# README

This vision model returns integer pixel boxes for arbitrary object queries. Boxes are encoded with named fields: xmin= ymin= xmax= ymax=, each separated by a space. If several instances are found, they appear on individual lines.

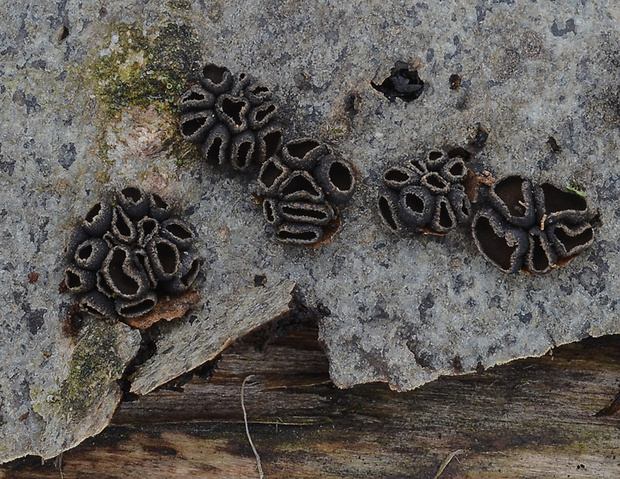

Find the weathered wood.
xmin=3 ymin=327 xmax=620 ymax=478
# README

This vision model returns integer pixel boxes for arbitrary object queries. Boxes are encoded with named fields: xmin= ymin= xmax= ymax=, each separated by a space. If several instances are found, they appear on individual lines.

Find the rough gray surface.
xmin=130 ymin=279 xmax=295 ymax=395
xmin=1 ymin=0 xmax=619 ymax=463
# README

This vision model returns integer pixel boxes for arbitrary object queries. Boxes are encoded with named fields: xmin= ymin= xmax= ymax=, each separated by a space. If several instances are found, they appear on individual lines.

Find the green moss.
xmin=78 ymin=21 xmax=203 ymax=170
xmin=90 ymin=22 xmax=201 ymax=114
xmin=58 ymin=325 xmax=126 ymax=420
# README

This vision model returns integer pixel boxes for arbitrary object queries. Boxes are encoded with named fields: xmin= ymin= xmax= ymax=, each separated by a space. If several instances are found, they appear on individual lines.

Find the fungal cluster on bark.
xmin=179 ymin=63 xmax=283 ymax=171
xmin=471 ymin=175 xmax=596 ymax=274
xmin=377 ymin=149 xmax=471 ymax=235
xmin=258 ymin=137 xmax=357 ymax=245
xmin=63 ymin=187 xmax=202 ymax=321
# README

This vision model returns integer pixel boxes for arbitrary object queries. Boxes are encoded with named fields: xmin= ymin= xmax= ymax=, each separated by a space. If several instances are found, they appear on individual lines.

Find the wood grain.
xmin=3 ymin=325 xmax=619 ymax=479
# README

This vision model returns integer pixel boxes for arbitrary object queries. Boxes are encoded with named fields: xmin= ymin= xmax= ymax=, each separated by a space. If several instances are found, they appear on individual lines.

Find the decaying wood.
xmin=2 ymin=328 xmax=619 ymax=479
xmin=129 ymin=279 xmax=296 ymax=395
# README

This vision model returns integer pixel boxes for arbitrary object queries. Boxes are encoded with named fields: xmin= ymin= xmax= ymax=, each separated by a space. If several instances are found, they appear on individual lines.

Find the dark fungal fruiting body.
xmin=314 ymin=155 xmax=356 ymax=205
xmin=377 ymin=148 xmax=472 ymax=235
xmin=472 ymin=175 xmax=597 ymax=274
xmin=259 ymin=138 xmax=357 ymax=246
xmin=62 ymin=188 xmax=202 ymax=324
xmin=371 ymin=61 xmax=425 ymax=102
xmin=179 ymin=63 xmax=283 ymax=172
xmin=258 ymin=157 xmax=289 ymax=196
xmin=471 ymin=207 xmax=528 ymax=274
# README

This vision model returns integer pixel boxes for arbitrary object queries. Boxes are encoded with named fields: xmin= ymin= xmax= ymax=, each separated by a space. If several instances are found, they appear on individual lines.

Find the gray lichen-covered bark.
xmin=1 ymin=0 xmax=619 ymax=463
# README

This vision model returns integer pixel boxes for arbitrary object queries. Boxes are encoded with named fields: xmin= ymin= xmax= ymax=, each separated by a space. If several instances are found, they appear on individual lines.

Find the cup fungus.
xmin=62 ymin=187 xmax=202 ymax=323
xmin=257 ymin=138 xmax=357 ymax=246
xmin=179 ymin=63 xmax=283 ymax=172
xmin=377 ymin=149 xmax=472 ymax=235
xmin=472 ymin=175 xmax=596 ymax=274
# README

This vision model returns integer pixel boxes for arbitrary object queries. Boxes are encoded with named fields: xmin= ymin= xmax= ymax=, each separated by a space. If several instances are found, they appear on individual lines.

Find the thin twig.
xmin=433 ymin=449 xmax=463 ymax=479
xmin=54 ymin=453 xmax=65 ymax=479
xmin=242 ymin=375 xmax=264 ymax=479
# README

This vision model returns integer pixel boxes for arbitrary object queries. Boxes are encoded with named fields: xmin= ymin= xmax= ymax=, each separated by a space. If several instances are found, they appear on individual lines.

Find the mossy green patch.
xmin=80 ymin=21 xmax=203 ymax=168
xmin=57 ymin=324 xmax=126 ymax=421
xmin=90 ymin=22 xmax=201 ymax=114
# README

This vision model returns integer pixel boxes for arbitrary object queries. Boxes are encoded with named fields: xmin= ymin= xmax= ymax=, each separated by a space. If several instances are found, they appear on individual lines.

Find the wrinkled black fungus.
xmin=180 ymin=63 xmax=282 ymax=172
xmin=160 ymin=251 xmax=202 ymax=295
xmin=262 ymin=198 xmax=283 ymax=226
xmin=110 ymin=206 xmax=138 ymax=245
xmin=147 ymin=238 xmax=181 ymax=281
xmin=382 ymin=165 xmax=419 ymax=190
xmin=148 ymin=193 xmax=172 ymax=222
xmin=74 ymin=238 xmax=109 ymax=271
xmin=473 ymin=175 xmax=596 ymax=274
xmin=79 ymin=291 xmax=117 ymax=319
xmin=279 ymin=201 xmax=334 ymax=226
xmin=281 ymin=138 xmax=327 ymax=171
xmin=64 ymin=264 xmax=97 ymax=294
xmin=117 ymin=187 xmax=150 ymax=220
xmin=259 ymin=138 xmax=356 ymax=246
xmin=275 ymin=222 xmax=324 ymax=245
xmin=472 ymin=207 xmax=528 ymax=274
xmin=63 ymin=187 xmax=202 ymax=321
xmin=258 ymin=157 xmax=290 ymax=196
xmin=488 ymin=175 xmax=535 ymax=229
xmin=377 ymin=148 xmax=471 ymax=235
xmin=115 ymin=292 xmax=159 ymax=318
xmin=398 ymin=185 xmax=435 ymax=229
xmin=371 ymin=61 xmax=424 ymax=102
xmin=83 ymin=202 xmax=112 ymax=236
xmin=179 ymin=85 xmax=216 ymax=113
xmin=179 ymin=110 xmax=217 ymax=144
xmin=377 ymin=187 xmax=406 ymax=234
xmin=279 ymin=170 xmax=325 ymax=203
xmin=314 ymin=155 xmax=356 ymax=204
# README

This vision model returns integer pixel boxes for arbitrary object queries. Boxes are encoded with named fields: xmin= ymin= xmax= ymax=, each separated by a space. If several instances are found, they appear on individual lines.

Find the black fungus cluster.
xmin=257 ymin=137 xmax=357 ymax=245
xmin=471 ymin=175 xmax=595 ymax=274
xmin=64 ymin=187 xmax=202 ymax=319
xmin=179 ymin=63 xmax=283 ymax=172
xmin=377 ymin=149 xmax=471 ymax=235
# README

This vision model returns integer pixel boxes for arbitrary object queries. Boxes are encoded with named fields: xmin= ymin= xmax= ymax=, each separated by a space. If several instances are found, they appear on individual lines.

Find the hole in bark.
xmin=371 ymin=61 xmax=424 ymax=102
